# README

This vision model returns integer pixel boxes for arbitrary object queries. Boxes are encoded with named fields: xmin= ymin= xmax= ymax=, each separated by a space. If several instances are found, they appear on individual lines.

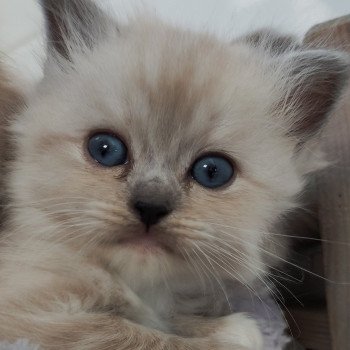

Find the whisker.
xmin=208 ymin=220 xmax=350 ymax=246
xmin=212 ymin=227 xmax=350 ymax=284
xmin=192 ymin=242 xmax=232 ymax=312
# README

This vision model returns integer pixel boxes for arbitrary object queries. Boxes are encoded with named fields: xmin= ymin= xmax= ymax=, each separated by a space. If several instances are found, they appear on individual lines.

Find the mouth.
xmin=120 ymin=235 xmax=159 ymax=245
xmin=118 ymin=230 xmax=177 ymax=255
xmin=118 ymin=235 xmax=166 ymax=253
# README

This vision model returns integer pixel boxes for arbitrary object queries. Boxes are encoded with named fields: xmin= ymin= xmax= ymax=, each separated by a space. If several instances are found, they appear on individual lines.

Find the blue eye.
xmin=88 ymin=133 xmax=127 ymax=167
xmin=191 ymin=155 xmax=234 ymax=189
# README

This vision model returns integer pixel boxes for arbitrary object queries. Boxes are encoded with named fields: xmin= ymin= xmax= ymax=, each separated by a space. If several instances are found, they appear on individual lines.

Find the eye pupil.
xmin=207 ymin=165 xmax=217 ymax=179
xmin=100 ymin=144 xmax=109 ymax=157
xmin=191 ymin=155 xmax=234 ymax=189
xmin=88 ymin=133 xmax=127 ymax=167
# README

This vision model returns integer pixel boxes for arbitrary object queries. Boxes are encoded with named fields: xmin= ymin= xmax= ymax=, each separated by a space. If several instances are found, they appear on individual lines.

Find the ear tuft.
xmin=40 ymin=0 xmax=111 ymax=60
xmin=239 ymin=28 xmax=299 ymax=55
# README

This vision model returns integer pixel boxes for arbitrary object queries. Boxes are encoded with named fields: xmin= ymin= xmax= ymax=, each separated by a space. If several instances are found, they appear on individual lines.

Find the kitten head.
xmin=8 ymin=0 xmax=349 ymax=291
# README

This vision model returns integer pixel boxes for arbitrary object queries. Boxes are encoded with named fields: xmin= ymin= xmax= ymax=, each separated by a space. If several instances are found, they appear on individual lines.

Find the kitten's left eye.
xmin=191 ymin=155 xmax=234 ymax=189
xmin=88 ymin=133 xmax=127 ymax=167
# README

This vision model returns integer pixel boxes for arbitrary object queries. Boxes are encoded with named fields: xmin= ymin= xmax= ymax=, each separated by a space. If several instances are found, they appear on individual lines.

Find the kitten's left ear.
xmin=240 ymin=29 xmax=349 ymax=138
xmin=277 ymin=49 xmax=349 ymax=139
xmin=40 ymin=0 xmax=113 ymax=60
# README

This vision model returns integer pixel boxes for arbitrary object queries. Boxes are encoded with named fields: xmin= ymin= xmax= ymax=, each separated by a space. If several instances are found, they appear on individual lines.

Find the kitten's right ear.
xmin=238 ymin=29 xmax=299 ymax=55
xmin=40 ymin=0 xmax=112 ymax=60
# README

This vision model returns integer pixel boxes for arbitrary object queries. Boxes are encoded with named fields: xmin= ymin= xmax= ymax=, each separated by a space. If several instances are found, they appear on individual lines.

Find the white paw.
xmin=212 ymin=313 xmax=263 ymax=350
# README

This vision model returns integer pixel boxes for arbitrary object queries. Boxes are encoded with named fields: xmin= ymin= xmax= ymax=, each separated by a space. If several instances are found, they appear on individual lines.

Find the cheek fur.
xmin=175 ymin=179 xmax=295 ymax=283
xmin=12 ymin=137 xmax=133 ymax=238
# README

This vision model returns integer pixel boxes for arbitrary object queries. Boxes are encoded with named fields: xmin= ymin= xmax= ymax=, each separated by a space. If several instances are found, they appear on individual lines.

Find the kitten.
xmin=0 ymin=1 xmax=348 ymax=349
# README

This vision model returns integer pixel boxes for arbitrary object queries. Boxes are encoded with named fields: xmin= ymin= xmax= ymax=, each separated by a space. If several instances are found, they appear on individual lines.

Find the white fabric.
xmin=0 ymin=340 xmax=39 ymax=350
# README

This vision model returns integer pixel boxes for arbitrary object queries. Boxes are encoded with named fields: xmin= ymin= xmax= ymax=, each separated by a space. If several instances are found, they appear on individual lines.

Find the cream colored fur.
xmin=0 ymin=1 xmax=348 ymax=349
xmin=0 ymin=62 xmax=24 ymax=224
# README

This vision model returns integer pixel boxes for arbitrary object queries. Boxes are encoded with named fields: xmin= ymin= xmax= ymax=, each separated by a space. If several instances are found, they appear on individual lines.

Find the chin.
xmin=107 ymin=242 xmax=188 ymax=290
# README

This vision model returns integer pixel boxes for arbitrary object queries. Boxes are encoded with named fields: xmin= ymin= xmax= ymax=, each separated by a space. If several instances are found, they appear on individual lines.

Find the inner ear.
xmin=279 ymin=49 xmax=349 ymax=138
xmin=40 ymin=0 xmax=112 ymax=60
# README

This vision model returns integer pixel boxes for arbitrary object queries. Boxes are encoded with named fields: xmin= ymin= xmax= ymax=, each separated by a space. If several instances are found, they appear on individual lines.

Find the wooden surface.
xmin=304 ymin=15 xmax=350 ymax=50
xmin=287 ymin=308 xmax=331 ymax=350
xmin=304 ymin=15 xmax=350 ymax=350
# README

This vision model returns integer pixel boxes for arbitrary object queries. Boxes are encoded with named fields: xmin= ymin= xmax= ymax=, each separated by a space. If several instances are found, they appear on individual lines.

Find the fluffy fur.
xmin=0 ymin=1 xmax=348 ymax=349
xmin=0 ymin=63 xmax=24 ymax=225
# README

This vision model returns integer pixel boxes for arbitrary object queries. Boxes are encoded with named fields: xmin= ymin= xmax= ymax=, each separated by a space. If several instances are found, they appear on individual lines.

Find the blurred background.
xmin=1 ymin=0 xmax=350 ymax=84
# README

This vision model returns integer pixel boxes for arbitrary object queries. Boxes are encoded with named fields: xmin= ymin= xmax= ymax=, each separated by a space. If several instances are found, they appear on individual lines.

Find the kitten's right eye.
xmin=88 ymin=133 xmax=127 ymax=167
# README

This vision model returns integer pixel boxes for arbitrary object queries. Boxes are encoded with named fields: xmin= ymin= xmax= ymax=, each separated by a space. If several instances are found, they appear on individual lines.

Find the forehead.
xmin=83 ymin=30 xmax=274 ymax=144
xmin=34 ymin=22 xmax=281 ymax=165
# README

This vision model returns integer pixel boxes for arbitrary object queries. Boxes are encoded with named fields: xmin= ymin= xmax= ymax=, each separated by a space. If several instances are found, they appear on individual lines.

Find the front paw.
xmin=211 ymin=313 xmax=263 ymax=350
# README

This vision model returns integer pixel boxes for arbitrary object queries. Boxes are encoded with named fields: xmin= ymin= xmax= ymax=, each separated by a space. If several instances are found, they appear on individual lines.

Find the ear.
xmin=238 ymin=28 xmax=299 ymax=55
xmin=278 ymin=49 xmax=349 ymax=138
xmin=40 ymin=0 xmax=113 ymax=60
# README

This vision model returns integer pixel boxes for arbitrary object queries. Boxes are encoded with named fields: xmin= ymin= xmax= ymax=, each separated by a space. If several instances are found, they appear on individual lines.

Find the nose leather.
xmin=133 ymin=201 xmax=171 ymax=229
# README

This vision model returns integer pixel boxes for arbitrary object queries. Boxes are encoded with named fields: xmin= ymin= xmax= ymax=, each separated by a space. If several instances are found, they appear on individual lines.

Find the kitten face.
xmin=8 ymin=2 xmax=349 ymax=292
